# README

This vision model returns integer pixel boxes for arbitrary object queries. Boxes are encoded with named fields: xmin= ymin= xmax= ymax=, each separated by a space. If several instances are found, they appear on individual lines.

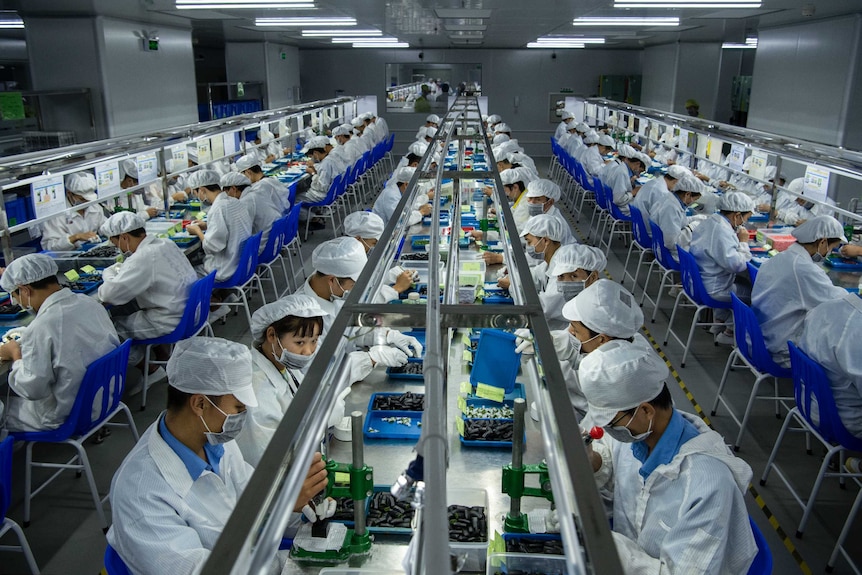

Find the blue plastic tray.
xmin=386 ymin=357 xmax=424 ymax=381
xmin=0 ymin=307 xmax=27 ymax=320
xmin=364 ymin=410 xmax=422 ymax=440
xmin=824 ymin=255 xmax=862 ymax=271
xmin=748 ymin=213 xmax=769 ymax=222
xmin=459 ymin=417 xmax=525 ymax=448
xmin=70 ymin=281 xmax=101 ymax=295
xmin=464 ymin=382 xmax=526 ymax=404
xmin=171 ymin=236 xmax=199 ymax=248
xmin=470 ymin=330 xmax=521 ymax=393
xmin=483 ymin=289 xmax=513 ymax=305
xmin=411 ymin=235 xmax=432 ymax=250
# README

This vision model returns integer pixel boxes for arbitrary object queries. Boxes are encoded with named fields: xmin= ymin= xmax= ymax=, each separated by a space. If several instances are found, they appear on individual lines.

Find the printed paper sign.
xmin=136 ymin=152 xmax=159 ymax=184
xmin=170 ymin=144 xmax=187 ymax=164
xmin=803 ymin=165 xmax=830 ymax=203
xmin=748 ymin=150 xmax=769 ymax=181
xmin=728 ymin=144 xmax=746 ymax=172
xmin=31 ymin=174 xmax=66 ymax=220
xmin=707 ymin=137 xmax=724 ymax=164
xmin=95 ymin=160 xmax=121 ymax=198
xmin=196 ymin=139 xmax=212 ymax=164
xmin=210 ymin=135 xmax=225 ymax=161
xmin=223 ymin=132 xmax=239 ymax=157
xmin=677 ymin=129 xmax=691 ymax=151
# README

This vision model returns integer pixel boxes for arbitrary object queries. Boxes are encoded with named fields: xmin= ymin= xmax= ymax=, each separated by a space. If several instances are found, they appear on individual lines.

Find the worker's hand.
xmin=102 ymin=262 xmax=122 ymax=282
xmin=301 ymin=497 xmax=336 ymax=524
xmin=482 ymin=251 xmax=504 ymax=265
xmin=172 ymin=191 xmax=187 ymax=202
xmin=264 ymin=154 xmax=277 ymax=164
xmin=418 ymin=204 xmax=433 ymax=216
xmin=425 ymin=188 xmax=435 ymax=199
xmin=145 ymin=207 xmax=159 ymax=218
xmin=483 ymin=185 xmax=494 ymax=197
xmin=840 ymin=244 xmax=862 ymax=258
xmin=186 ymin=224 xmax=204 ymax=238
xmin=756 ymin=203 xmax=771 ymax=213
xmin=736 ymin=226 xmax=749 ymax=242
xmin=293 ymin=452 xmax=328 ymax=513
xmin=694 ymin=172 xmax=710 ymax=182
xmin=386 ymin=331 xmax=424 ymax=358
xmin=631 ymin=186 xmax=640 ymax=196
xmin=648 ymin=151 xmax=656 ymax=158
xmin=469 ymin=230 xmax=484 ymax=240
xmin=368 ymin=345 xmax=409 ymax=367
xmin=0 ymin=340 xmax=22 ymax=362
xmin=71 ymin=231 xmax=99 ymax=244
xmin=497 ymin=276 xmax=511 ymax=290
xmin=514 ymin=328 xmax=534 ymax=354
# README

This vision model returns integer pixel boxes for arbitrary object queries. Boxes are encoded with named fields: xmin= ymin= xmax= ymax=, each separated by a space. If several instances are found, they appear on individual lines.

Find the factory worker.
xmin=342 ymin=211 xmax=414 ymax=302
xmin=327 ymin=128 xmax=355 ymax=170
xmin=555 ymin=110 xmax=576 ymax=141
xmin=372 ymin=166 xmax=432 ymax=226
xmin=492 ymin=133 xmax=510 ymax=145
xmin=498 ymin=214 xmax=567 ymax=292
xmin=557 ymin=122 xmax=578 ymax=151
xmin=605 ymin=145 xmax=647 ymax=216
xmin=684 ymin=98 xmax=702 ymax=117
xmin=0 ymin=254 xmax=119 ymax=432
xmin=564 ymin=122 xmax=589 ymax=156
xmin=349 ymin=117 xmax=372 ymax=152
xmin=165 ymin=158 xmax=193 ymax=203
xmin=651 ymin=133 xmax=678 ymax=165
xmin=119 ymin=159 xmax=161 ymax=220
xmin=580 ymin=341 xmax=757 ymax=575
xmin=650 ymin=175 xmax=703 ymax=257
xmin=504 ymin=150 xmax=538 ymax=176
xmin=494 ymin=123 xmax=512 ymax=137
xmin=630 ymin=165 xmax=691 ymax=234
xmin=106 ymin=337 xmax=329 ymax=575
xmin=524 ymin=179 xmax=576 ymax=245
xmin=486 ymin=114 xmax=502 ymax=137
xmin=774 ymin=177 xmax=817 ymax=225
xmin=185 ymin=170 xmax=253 ymax=284
xmin=235 ymin=153 xmax=291 ymax=214
xmin=297 ymin=237 xmax=422 ymax=357
xmin=40 ymin=172 xmax=108 ymax=252
xmin=473 ymin=167 xmax=536 ymax=243
xmin=425 ymin=114 xmax=440 ymax=128
xmin=542 ymin=244 xmax=607 ymax=329
xmin=799 ymin=294 xmax=862 ymax=440
xmin=689 ymin=192 xmax=754 ymax=345
xmin=220 ymin=171 xmax=280 ymax=256
xmin=752 ymin=216 xmax=848 ymax=368
xmin=97 ymin=212 xmax=196 ymax=366
xmin=493 ymin=139 xmax=524 ymax=161
xmin=332 ymin=124 xmax=364 ymax=167
xmin=322 ymin=137 xmax=349 ymax=175
xmin=751 ymin=166 xmax=783 ymax=212
xmin=371 ymin=111 xmax=390 ymax=141
xmin=581 ymin=131 xmax=611 ymax=177
xmin=297 ymin=135 xmax=340 ymax=204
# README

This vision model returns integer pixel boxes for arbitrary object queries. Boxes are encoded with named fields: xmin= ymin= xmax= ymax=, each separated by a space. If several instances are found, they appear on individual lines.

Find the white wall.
xmin=640 ymin=43 xmax=677 ymax=111
xmin=264 ymin=43 xmax=300 ymax=108
xmin=640 ymin=42 xmax=722 ymax=119
xmin=747 ymin=14 xmax=862 ymax=146
xmin=299 ymin=48 xmax=643 ymax=157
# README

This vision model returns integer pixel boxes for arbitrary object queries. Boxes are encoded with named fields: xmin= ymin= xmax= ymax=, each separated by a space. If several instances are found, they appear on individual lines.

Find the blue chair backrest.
xmin=746 ymin=261 xmax=759 ymax=284
xmin=629 ymin=205 xmax=651 ymax=247
xmin=385 ymin=133 xmax=395 ymax=154
xmin=259 ymin=215 xmax=289 ymax=266
xmin=788 ymin=341 xmax=862 ymax=451
xmin=104 ymin=543 xmax=133 ymax=575
xmin=283 ymin=204 xmax=302 ymax=245
xmin=215 ymin=232 xmax=262 ymax=288
xmin=746 ymin=517 xmax=773 ymax=575
xmin=360 ymin=152 xmax=373 ymax=175
xmin=648 ymin=221 xmax=680 ymax=272
xmin=0 ymin=436 xmax=12 ymax=520
xmin=605 ymin=185 xmax=631 ymax=221
xmin=676 ymin=245 xmax=731 ymax=309
xmin=732 ymin=294 xmax=792 ymax=378
xmin=13 ymin=340 xmax=133 ymax=441
xmin=325 ymin=174 xmax=343 ymax=203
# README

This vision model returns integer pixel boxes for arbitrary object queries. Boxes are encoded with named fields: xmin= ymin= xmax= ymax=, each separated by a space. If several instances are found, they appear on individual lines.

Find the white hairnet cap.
xmin=260 ymin=129 xmax=274 ymax=143
xmin=100 ymin=212 xmax=146 ymax=238
xmin=763 ymin=165 xmax=778 ymax=181
xmin=548 ymin=244 xmax=607 ymax=276
xmin=0 ymin=253 xmax=59 ymax=293
xmin=567 ymin=123 xmax=578 ymax=132
xmin=121 ymin=159 xmax=138 ymax=180
xmin=579 ymin=339 xmax=669 ymax=428
xmin=719 ymin=191 xmax=755 ymax=213
xmin=584 ymin=131 xmax=600 ymax=145
xmin=673 ymin=175 xmax=703 ymax=195
xmin=426 ymin=114 xmax=441 ymax=124
xmin=250 ymin=294 xmax=327 ymax=342
xmin=235 ymin=154 xmax=261 ymax=172
xmin=635 ymin=152 xmax=652 ymax=167
xmin=194 ymin=169 xmax=221 ymax=188
xmin=666 ymin=165 xmax=690 ymax=180
xmin=495 ymin=123 xmax=512 ymax=134
xmin=500 ymin=167 xmax=536 ymax=187
xmin=597 ymin=134 xmax=615 ymax=147
xmin=166 ymin=337 xmax=257 ymax=407
xmin=576 ymin=122 xmax=589 ymax=133
xmin=561 ymin=110 xmax=575 ymax=120
xmin=350 ymin=117 xmax=364 ymax=128
xmin=618 ymin=144 xmax=637 ymax=159
xmin=487 ymin=114 xmax=501 ymax=124
xmin=562 ymin=279 xmax=643 ymax=338
xmin=505 ymin=151 xmax=530 ymax=165
xmin=333 ymin=124 xmax=352 ymax=137
xmin=520 ymin=214 xmax=566 ymax=243
xmin=493 ymin=141 xmax=522 ymax=159
xmin=220 ymin=172 xmax=251 ymax=189
xmin=166 ymin=158 xmax=187 ymax=174
xmin=787 ymin=177 xmax=804 ymax=194
xmin=344 ymin=211 xmax=385 ymax=240
xmin=311 ymin=237 xmax=367 ymax=280
xmin=301 ymin=136 xmax=330 ymax=154
xmin=526 ymin=179 xmax=562 ymax=201
xmin=408 ymin=141 xmax=429 ymax=157
xmin=791 ymin=216 xmax=844 ymax=243
xmin=65 ymin=172 xmax=97 ymax=194
xmin=394 ymin=166 xmax=416 ymax=184
xmin=492 ymin=133 xmax=510 ymax=145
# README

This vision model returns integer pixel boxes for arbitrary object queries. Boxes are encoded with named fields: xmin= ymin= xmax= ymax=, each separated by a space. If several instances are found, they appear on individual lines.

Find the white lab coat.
xmin=582 ymin=146 xmax=606 ymax=177
xmin=372 ymin=182 xmax=424 ymax=226
xmin=538 ymin=255 xmax=567 ymax=331
xmin=603 ymin=160 xmax=634 ymax=215
xmin=799 ymin=293 xmax=862 ymax=438
xmin=201 ymin=192 xmax=253 ymax=282
xmin=375 ymin=118 xmax=390 ymax=141
xmin=592 ymin=411 xmax=757 ymax=575
xmin=106 ymin=418 xmax=288 ymax=575
xmin=98 ymin=236 xmax=198 ymax=341
xmin=564 ymin=134 xmax=584 ymax=158
xmin=554 ymin=122 xmax=570 ymax=141
xmin=630 ymin=176 xmax=671 ymax=235
xmin=343 ymin=138 xmax=366 ymax=166
xmin=301 ymin=154 xmax=340 ymax=203
xmin=752 ymin=242 xmax=848 ymax=367
xmin=250 ymin=177 xmax=292 ymax=214
xmin=651 ymin=194 xmax=688 ymax=256
xmin=689 ymin=213 xmax=751 ymax=297
xmin=40 ymin=205 xmax=108 ymax=252
xmin=239 ymin=187 xmax=282 ymax=255
xmin=652 ymin=146 xmax=677 ymax=165
xmin=6 ymin=289 xmax=119 ymax=431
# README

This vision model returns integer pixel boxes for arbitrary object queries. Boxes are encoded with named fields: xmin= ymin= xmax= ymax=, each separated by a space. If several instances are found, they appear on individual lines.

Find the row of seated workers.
xmin=0 ymin=105 xmax=856 ymax=574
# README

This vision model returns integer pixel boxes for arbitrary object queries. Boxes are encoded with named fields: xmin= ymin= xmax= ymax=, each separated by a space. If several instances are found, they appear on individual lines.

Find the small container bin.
xmin=500 ymin=533 xmax=565 ymax=556
xmin=385 ymin=357 xmax=424 ymax=381
xmin=67 ymin=280 xmax=102 ymax=295
xmin=364 ymin=392 xmax=424 ymax=440
xmin=448 ymin=487 xmax=491 ymax=573
xmin=410 ymin=235 xmax=431 ymax=250
xmin=459 ymin=417 xmax=524 ymax=448
xmin=486 ymin=552 xmax=568 ymax=575
xmin=824 ymin=254 xmax=862 ymax=271
xmin=471 ymin=330 xmax=521 ymax=393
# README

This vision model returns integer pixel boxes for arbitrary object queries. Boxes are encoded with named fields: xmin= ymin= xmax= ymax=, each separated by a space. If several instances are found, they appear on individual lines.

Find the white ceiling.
xmin=2 ymin=0 xmax=861 ymax=50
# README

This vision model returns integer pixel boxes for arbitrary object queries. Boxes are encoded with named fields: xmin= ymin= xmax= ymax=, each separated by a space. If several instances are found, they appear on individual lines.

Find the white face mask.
xmin=200 ymin=396 xmax=247 ymax=445
xmin=329 ymin=277 xmax=350 ymax=302
xmin=605 ymin=405 xmax=653 ymax=443
xmin=13 ymin=288 xmax=34 ymax=314
xmin=557 ymin=280 xmax=586 ymax=301
xmin=811 ymin=240 xmax=828 ymax=263
xmin=272 ymin=338 xmax=314 ymax=370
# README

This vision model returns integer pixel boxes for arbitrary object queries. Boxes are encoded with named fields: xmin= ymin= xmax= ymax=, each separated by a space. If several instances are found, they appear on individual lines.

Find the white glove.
xmin=514 ymin=328 xmax=534 ymax=354
xmin=496 ymin=266 xmax=508 ymax=279
xmin=301 ymin=497 xmax=337 ymax=523
xmin=386 ymin=330 xmax=424 ymax=358
xmin=369 ymin=345 xmax=409 ymax=367
xmin=527 ymin=508 xmax=560 ymax=534
xmin=551 ymin=330 xmax=577 ymax=361
xmin=102 ymin=262 xmax=122 ymax=281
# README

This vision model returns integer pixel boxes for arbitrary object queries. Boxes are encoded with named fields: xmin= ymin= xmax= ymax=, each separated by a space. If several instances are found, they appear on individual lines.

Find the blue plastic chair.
xmin=10 ymin=340 xmax=137 ymax=532
xmin=281 ymin=203 xmax=306 ymax=295
xmin=747 ymin=517 xmax=773 ymax=575
xmin=302 ymin=173 xmax=343 ymax=241
xmin=761 ymin=342 xmax=862 ymax=542
xmin=641 ymin=221 xmax=682 ymax=322
xmin=746 ymin=261 xmax=759 ymax=284
xmin=104 ymin=544 xmax=132 ymax=575
xmin=598 ymin=185 xmax=632 ymax=258
xmin=213 ymin=232 xmax=264 ymax=328
xmin=622 ymin=205 xmax=654 ymax=294
xmin=133 ymin=271 xmax=217 ymax=411
xmin=710 ymin=294 xmax=794 ymax=451
xmin=664 ymin=246 xmax=733 ymax=367
xmin=256 ymin=214 xmax=290 ymax=300
xmin=0 ymin=436 xmax=40 ymax=574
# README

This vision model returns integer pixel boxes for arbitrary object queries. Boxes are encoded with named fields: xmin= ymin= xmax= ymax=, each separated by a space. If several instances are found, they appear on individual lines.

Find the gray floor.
xmin=1 ymin=156 xmax=860 ymax=575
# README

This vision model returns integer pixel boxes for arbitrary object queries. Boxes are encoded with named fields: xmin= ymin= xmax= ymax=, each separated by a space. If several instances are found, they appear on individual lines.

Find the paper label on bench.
xmin=64 ymin=270 xmax=80 ymax=282
xmin=81 ymin=265 xmax=96 ymax=274
xmin=462 ymin=349 xmax=473 ymax=362
xmin=455 ymin=417 xmax=465 ymax=436
xmin=475 ymin=383 xmax=505 ymax=403
xmin=460 ymin=381 xmax=473 ymax=394
xmin=457 ymin=395 xmax=467 ymax=413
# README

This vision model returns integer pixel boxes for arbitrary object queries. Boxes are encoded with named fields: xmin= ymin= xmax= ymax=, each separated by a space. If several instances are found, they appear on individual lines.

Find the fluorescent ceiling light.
xmin=536 ymin=36 xmax=605 ymax=44
xmin=0 ymin=18 xmax=23 ymax=29
xmin=573 ymin=16 xmax=679 ymax=26
xmin=331 ymin=37 xmax=400 ymax=43
xmin=722 ymin=37 xmax=758 ymax=48
xmin=616 ymin=3 xmax=760 ymax=7
xmin=178 ymin=0 xmax=314 ymax=7
xmin=528 ymin=42 xmax=585 ymax=48
xmin=352 ymin=42 xmax=409 ymax=48
xmin=256 ymin=17 xmax=355 ymax=26
xmin=302 ymin=29 xmax=381 ymax=36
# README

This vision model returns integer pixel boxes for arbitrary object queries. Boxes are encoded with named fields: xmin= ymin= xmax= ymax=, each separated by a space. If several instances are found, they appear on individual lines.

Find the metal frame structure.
xmin=202 ymin=96 xmax=622 ymax=575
